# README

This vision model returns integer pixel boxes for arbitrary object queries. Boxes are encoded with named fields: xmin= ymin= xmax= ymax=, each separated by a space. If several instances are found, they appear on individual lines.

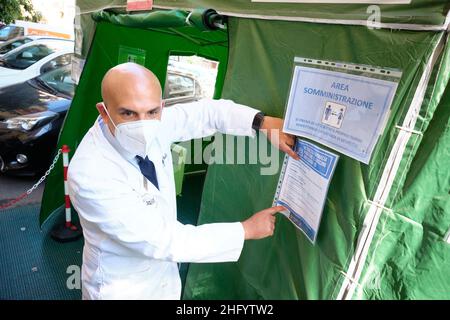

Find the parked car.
xmin=0 ymin=64 xmax=75 ymax=175
xmin=0 ymin=35 xmax=73 ymax=58
xmin=0 ymin=25 xmax=24 ymax=43
xmin=0 ymin=67 xmax=200 ymax=175
xmin=0 ymin=39 xmax=73 ymax=88
xmin=13 ymin=20 xmax=74 ymax=41
xmin=163 ymin=70 xmax=203 ymax=105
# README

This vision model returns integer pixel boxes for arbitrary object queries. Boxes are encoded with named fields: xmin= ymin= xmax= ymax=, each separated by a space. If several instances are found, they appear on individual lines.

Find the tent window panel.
xmin=164 ymin=55 xmax=219 ymax=106
xmin=167 ymin=73 xmax=196 ymax=98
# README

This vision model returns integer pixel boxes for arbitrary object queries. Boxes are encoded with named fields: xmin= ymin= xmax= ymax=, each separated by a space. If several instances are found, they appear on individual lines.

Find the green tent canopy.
xmin=40 ymin=1 xmax=450 ymax=299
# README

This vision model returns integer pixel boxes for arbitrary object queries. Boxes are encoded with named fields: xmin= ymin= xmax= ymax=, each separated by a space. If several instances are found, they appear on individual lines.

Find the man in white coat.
xmin=67 ymin=62 xmax=298 ymax=300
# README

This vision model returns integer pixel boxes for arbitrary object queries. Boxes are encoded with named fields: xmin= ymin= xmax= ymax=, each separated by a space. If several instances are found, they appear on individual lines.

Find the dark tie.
xmin=136 ymin=155 xmax=159 ymax=190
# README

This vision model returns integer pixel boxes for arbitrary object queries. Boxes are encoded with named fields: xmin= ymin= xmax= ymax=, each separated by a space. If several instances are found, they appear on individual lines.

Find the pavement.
xmin=0 ymin=175 xmax=45 ymax=210
xmin=0 ymin=174 xmax=82 ymax=300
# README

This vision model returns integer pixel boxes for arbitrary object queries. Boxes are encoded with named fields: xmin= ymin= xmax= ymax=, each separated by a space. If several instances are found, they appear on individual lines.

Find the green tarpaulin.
xmin=74 ymin=1 xmax=450 ymax=58
xmin=40 ymin=2 xmax=450 ymax=299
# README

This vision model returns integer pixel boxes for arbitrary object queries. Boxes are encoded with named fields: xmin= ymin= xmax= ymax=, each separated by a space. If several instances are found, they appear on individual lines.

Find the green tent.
xmin=40 ymin=1 xmax=450 ymax=299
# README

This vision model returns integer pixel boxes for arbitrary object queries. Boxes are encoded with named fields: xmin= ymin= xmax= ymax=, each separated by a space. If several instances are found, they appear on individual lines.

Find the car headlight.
xmin=1 ymin=111 xmax=58 ymax=131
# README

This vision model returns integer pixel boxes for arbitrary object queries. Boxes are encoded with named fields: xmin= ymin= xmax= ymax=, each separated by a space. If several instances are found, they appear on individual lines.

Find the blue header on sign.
xmin=296 ymin=140 xmax=337 ymax=179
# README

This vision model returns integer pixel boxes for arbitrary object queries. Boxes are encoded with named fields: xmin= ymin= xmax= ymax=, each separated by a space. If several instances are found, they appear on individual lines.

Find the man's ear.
xmin=161 ymin=100 xmax=166 ymax=109
xmin=96 ymin=102 xmax=108 ymax=123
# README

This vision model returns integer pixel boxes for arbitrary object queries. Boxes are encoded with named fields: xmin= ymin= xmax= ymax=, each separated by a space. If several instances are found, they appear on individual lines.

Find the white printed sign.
xmin=283 ymin=59 xmax=401 ymax=164
xmin=274 ymin=139 xmax=339 ymax=243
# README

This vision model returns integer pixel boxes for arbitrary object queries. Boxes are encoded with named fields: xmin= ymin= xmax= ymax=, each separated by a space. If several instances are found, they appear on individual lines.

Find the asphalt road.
xmin=0 ymin=175 xmax=45 ymax=210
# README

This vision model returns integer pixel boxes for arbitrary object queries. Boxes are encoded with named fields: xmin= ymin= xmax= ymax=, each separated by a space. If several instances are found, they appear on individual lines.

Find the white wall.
xmin=30 ymin=0 xmax=76 ymax=26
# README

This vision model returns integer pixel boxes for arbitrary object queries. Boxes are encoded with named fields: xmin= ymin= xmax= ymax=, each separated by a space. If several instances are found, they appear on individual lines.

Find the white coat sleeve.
xmin=68 ymin=171 xmax=245 ymax=263
xmin=161 ymin=98 xmax=260 ymax=144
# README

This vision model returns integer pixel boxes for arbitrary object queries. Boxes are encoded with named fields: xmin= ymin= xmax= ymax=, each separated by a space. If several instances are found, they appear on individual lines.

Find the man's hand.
xmin=260 ymin=116 xmax=300 ymax=160
xmin=241 ymin=205 xmax=285 ymax=240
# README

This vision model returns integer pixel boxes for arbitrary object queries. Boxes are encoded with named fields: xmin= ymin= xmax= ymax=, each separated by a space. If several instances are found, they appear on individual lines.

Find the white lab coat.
xmin=67 ymin=99 xmax=259 ymax=300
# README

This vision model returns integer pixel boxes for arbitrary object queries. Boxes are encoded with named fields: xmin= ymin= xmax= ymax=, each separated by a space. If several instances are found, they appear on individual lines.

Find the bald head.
xmin=101 ymin=62 xmax=162 ymax=107
xmin=96 ymin=63 xmax=164 ymax=135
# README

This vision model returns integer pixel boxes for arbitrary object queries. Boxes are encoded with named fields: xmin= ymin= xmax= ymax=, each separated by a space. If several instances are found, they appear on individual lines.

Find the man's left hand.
xmin=261 ymin=116 xmax=299 ymax=160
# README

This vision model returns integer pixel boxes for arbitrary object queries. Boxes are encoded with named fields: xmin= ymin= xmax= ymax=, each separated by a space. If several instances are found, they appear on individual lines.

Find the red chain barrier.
xmin=0 ymin=148 xmax=62 ymax=210
xmin=0 ymin=192 xmax=29 ymax=210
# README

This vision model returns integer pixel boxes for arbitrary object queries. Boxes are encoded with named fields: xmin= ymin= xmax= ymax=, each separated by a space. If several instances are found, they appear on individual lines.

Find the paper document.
xmin=274 ymin=139 xmax=339 ymax=243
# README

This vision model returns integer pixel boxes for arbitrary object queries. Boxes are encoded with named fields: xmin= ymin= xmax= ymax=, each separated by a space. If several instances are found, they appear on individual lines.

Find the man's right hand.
xmin=241 ymin=205 xmax=286 ymax=240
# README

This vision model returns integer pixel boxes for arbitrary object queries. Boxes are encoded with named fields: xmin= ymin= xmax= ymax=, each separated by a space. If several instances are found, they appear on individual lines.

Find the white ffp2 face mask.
xmin=102 ymin=102 xmax=161 ymax=157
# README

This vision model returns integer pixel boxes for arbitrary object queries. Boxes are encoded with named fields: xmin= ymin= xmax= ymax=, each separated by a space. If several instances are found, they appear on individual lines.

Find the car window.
xmin=1 ymin=42 xmax=67 ymax=70
xmin=38 ymin=65 xmax=75 ymax=97
xmin=165 ymin=73 xmax=195 ymax=99
xmin=163 ymin=55 xmax=216 ymax=106
xmin=0 ymin=38 xmax=32 ymax=54
xmin=0 ymin=26 xmax=23 ymax=41
xmin=40 ymin=54 xmax=72 ymax=74
xmin=11 ymin=26 xmax=24 ymax=38
xmin=0 ymin=26 xmax=13 ymax=40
